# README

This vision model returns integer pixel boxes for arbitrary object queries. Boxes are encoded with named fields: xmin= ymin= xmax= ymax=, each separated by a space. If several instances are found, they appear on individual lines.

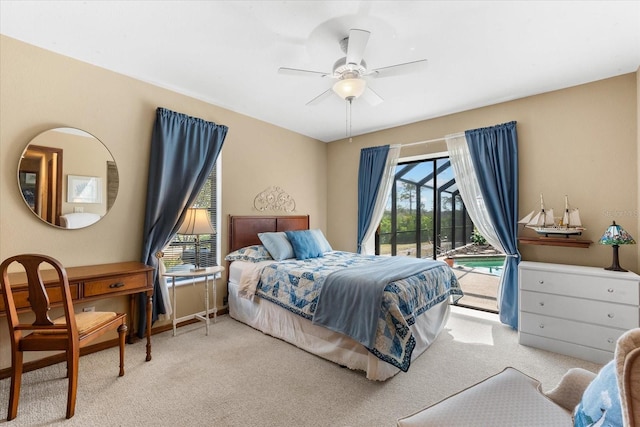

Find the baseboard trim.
xmin=0 ymin=308 xmax=227 ymax=380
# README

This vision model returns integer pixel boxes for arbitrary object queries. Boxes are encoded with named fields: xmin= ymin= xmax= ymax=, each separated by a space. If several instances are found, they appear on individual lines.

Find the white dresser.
xmin=518 ymin=261 xmax=640 ymax=364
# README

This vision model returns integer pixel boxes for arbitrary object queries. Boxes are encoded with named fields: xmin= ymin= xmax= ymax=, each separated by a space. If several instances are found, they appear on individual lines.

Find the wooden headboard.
xmin=228 ymin=215 xmax=310 ymax=253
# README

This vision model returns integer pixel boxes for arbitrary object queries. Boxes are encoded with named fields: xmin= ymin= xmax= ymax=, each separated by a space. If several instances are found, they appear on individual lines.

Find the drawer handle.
xmin=608 ymin=338 xmax=615 ymax=344
xmin=608 ymin=288 xmax=614 ymax=293
xmin=539 ymin=301 xmax=545 ymax=307
xmin=607 ymin=313 xmax=615 ymax=319
xmin=538 ymin=280 xmax=544 ymax=285
xmin=539 ymin=323 xmax=544 ymax=329
xmin=109 ymin=282 xmax=125 ymax=289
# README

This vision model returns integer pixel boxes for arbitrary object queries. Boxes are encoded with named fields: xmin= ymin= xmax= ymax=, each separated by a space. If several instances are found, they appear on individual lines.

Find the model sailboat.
xmin=519 ymin=194 xmax=585 ymax=237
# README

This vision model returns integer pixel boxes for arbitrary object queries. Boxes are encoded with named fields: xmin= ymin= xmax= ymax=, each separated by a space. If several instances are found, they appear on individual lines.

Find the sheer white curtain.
xmin=445 ymin=133 xmax=510 ymax=305
xmin=445 ymin=134 xmax=506 ymax=253
xmin=361 ymin=144 xmax=401 ymax=255
xmin=156 ymin=254 xmax=173 ymax=320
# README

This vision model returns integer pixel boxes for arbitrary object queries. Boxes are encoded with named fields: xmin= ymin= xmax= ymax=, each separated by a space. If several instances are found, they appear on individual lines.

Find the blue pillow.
xmin=258 ymin=232 xmax=294 ymax=261
xmin=285 ymin=230 xmax=324 ymax=260
xmin=224 ymin=245 xmax=273 ymax=263
xmin=574 ymin=360 xmax=622 ymax=427
xmin=309 ymin=229 xmax=333 ymax=253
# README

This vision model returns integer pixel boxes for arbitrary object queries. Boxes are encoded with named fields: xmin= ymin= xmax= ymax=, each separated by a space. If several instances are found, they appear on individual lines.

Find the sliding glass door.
xmin=377 ymin=156 xmax=474 ymax=259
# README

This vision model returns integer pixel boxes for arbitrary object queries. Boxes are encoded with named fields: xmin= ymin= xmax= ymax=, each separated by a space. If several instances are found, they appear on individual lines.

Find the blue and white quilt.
xmin=249 ymin=251 xmax=462 ymax=372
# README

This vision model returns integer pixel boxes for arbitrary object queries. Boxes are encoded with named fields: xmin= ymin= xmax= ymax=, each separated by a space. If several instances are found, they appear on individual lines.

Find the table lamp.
xmin=599 ymin=221 xmax=636 ymax=272
xmin=178 ymin=208 xmax=215 ymax=271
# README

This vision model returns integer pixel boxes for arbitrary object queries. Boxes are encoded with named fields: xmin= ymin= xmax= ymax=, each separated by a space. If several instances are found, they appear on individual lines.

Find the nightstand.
xmin=163 ymin=265 xmax=225 ymax=336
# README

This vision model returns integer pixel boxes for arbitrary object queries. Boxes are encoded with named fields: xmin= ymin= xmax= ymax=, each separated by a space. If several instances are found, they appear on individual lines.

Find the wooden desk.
xmin=0 ymin=261 xmax=154 ymax=361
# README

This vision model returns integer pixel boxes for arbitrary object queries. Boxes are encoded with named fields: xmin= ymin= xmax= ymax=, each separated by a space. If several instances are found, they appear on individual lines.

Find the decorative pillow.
xmin=574 ymin=360 xmax=623 ymax=427
xmin=285 ymin=230 xmax=324 ymax=260
xmin=309 ymin=229 xmax=333 ymax=253
xmin=258 ymin=232 xmax=295 ymax=261
xmin=224 ymin=245 xmax=273 ymax=263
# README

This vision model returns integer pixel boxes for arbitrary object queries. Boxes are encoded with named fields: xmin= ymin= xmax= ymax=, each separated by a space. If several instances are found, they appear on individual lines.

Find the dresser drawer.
xmin=0 ymin=284 xmax=79 ymax=312
xmin=520 ymin=290 xmax=639 ymax=329
xmin=520 ymin=269 xmax=639 ymax=304
xmin=519 ymin=333 xmax=614 ymax=364
xmin=83 ymin=272 xmax=150 ymax=297
xmin=520 ymin=312 xmax=622 ymax=353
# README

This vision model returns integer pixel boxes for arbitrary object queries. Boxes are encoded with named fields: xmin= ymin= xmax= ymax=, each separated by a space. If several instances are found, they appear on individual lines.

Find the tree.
xmin=398 ymin=182 xmax=415 ymax=211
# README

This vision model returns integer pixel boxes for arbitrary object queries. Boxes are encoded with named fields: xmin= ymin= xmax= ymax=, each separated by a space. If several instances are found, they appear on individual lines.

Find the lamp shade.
xmin=332 ymin=78 xmax=366 ymax=100
xmin=177 ymin=208 xmax=215 ymax=236
xmin=599 ymin=221 xmax=636 ymax=246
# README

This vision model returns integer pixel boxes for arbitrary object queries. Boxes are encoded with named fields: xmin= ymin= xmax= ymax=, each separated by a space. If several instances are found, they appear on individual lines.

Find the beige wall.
xmin=328 ymin=73 xmax=638 ymax=272
xmin=0 ymin=35 xmax=327 ymax=368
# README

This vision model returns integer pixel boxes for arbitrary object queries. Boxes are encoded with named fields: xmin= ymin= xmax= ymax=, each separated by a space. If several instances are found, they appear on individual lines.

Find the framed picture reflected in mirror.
xmin=67 ymin=175 xmax=102 ymax=204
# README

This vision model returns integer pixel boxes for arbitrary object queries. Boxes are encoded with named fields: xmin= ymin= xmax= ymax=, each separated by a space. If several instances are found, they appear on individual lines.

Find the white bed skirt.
xmin=227 ymin=264 xmax=451 ymax=381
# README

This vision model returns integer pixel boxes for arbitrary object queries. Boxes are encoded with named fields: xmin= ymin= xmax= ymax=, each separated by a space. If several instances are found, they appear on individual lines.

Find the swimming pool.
xmin=453 ymin=256 xmax=505 ymax=275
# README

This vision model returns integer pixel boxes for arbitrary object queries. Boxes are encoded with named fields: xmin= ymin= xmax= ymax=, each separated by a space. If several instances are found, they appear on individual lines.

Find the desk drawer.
xmin=0 ymin=284 xmax=79 ymax=312
xmin=83 ymin=273 xmax=149 ymax=297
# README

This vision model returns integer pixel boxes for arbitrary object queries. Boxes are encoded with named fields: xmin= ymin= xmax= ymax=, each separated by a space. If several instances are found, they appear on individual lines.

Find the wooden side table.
xmin=162 ymin=266 xmax=224 ymax=336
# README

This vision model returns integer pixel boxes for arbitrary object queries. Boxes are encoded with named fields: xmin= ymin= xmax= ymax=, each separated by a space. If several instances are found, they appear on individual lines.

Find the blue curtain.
xmin=465 ymin=121 xmax=520 ymax=329
xmin=138 ymin=107 xmax=228 ymax=337
xmin=357 ymin=145 xmax=390 ymax=253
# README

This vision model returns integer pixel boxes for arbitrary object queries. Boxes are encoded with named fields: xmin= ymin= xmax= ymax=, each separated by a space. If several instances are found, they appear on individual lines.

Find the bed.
xmin=226 ymin=215 xmax=462 ymax=381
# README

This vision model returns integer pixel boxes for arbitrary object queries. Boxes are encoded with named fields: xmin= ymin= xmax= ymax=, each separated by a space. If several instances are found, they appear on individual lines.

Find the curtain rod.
xmin=399 ymin=132 xmax=465 ymax=148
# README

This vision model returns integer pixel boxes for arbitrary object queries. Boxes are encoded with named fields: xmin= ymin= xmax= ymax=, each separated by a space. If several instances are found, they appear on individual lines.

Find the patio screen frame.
xmin=376 ymin=156 xmax=474 ymax=259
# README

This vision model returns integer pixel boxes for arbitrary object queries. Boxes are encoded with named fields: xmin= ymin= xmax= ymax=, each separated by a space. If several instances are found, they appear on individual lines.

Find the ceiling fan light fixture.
xmin=332 ymin=78 xmax=366 ymax=100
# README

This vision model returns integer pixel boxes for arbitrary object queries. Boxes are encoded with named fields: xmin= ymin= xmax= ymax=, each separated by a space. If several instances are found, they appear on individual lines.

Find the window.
xmin=162 ymin=161 xmax=220 ymax=273
xmin=377 ymin=156 xmax=474 ymax=258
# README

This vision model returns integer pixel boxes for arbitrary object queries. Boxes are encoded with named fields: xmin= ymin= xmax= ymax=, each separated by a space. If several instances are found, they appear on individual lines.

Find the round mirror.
xmin=18 ymin=127 xmax=119 ymax=229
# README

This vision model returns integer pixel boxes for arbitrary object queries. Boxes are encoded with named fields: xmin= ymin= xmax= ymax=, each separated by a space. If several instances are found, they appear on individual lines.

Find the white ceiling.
xmin=1 ymin=1 xmax=639 ymax=142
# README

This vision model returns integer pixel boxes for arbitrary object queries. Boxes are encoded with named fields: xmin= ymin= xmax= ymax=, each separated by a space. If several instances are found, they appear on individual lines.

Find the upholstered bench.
xmin=397 ymin=328 xmax=640 ymax=426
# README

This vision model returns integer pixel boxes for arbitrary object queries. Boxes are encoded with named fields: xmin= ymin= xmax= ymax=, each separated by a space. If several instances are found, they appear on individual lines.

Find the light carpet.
xmin=0 ymin=307 xmax=601 ymax=426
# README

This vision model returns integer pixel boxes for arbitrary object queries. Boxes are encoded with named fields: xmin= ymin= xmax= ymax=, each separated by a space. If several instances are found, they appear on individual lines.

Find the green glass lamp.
xmin=599 ymin=221 xmax=636 ymax=272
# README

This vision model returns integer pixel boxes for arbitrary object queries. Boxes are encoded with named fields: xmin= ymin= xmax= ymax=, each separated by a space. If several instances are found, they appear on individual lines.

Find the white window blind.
xmin=163 ymin=163 xmax=219 ymax=272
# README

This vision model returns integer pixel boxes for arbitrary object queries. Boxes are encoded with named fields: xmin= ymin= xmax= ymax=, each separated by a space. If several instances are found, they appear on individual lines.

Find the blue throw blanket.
xmin=312 ymin=256 xmax=444 ymax=349
xmin=254 ymin=251 xmax=462 ymax=371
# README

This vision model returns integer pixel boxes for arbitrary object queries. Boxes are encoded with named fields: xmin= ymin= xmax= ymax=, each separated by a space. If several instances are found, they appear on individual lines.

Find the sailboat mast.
xmin=539 ymin=193 xmax=554 ymax=227
xmin=562 ymin=195 xmax=570 ymax=227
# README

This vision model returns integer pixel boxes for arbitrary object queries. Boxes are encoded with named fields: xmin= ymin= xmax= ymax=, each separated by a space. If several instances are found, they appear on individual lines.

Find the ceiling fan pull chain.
xmin=346 ymin=99 xmax=349 ymax=139
xmin=349 ymin=99 xmax=353 ymax=142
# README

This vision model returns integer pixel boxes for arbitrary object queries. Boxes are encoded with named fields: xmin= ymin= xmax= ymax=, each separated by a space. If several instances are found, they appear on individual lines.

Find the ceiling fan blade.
xmin=306 ymin=88 xmax=334 ymax=106
xmin=346 ymin=29 xmax=370 ymax=67
xmin=278 ymin=67 xmax=331 ymax=78
xmin=367 ymin=59 xmax=428 ymax=78
xmin=361 ymin=86 xmax=383 ymax=106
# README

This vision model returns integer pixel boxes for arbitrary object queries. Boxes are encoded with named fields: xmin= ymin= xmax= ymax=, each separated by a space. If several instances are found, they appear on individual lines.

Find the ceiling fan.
xmin=278 ymin=28 xmax=428 ymax=107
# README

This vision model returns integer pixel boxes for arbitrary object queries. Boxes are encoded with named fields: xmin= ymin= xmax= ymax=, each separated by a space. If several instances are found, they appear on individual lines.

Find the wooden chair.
xmin=0 ymin=254 xmax=127 ymax=420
